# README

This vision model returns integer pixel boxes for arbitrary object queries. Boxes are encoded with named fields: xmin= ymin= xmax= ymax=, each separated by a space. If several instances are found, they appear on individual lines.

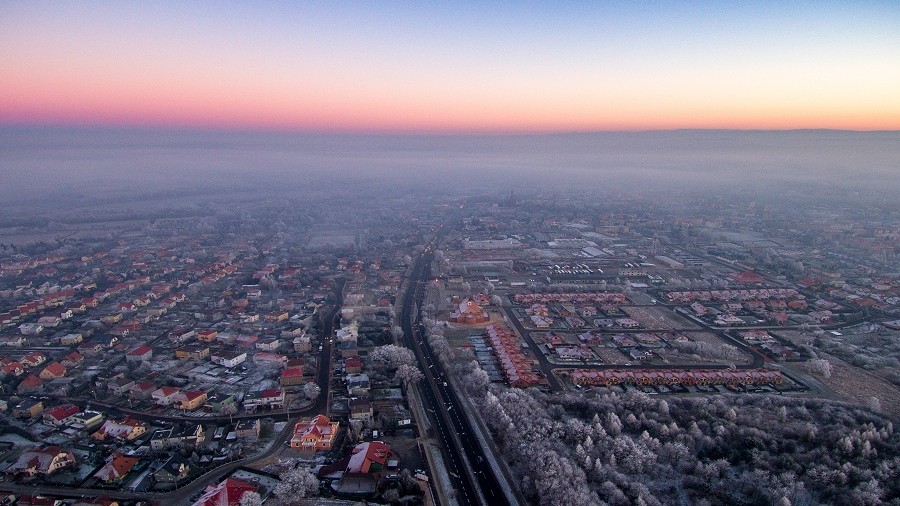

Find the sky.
xmin=1 ymin=1 xmax=899 ymax=132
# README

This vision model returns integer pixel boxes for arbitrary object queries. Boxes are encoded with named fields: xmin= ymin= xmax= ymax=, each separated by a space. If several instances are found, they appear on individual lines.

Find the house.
xmin=152 ymin=386 xmax=182 ymax=406
xmin=18 ymin=323 xmax=43 ymax=335
xmin=36 ymin=316 xmax=61 ymax=328
xmin=350 ymin=398 xmax=374 ymax=422
xmin=150 ymin=424 xmax=205 ymax=450
xmin=77 ymin=341 xmax=104 ymax=355
xmin=280 ymin=368 xmax=304 ymax=386
xmin=61 ymin=351 xmax=84 ymax=368
xmin=179 ymin=391 xmax=208 ymax=411
xmin=154 ymin=455 xmax=190 ymax=484
xmin=235 ymin=419 xmax=260 ymax=440
xmin=253 ymin=352 xmax=287 ymax=368
xmin=21 ymin=352 xmax=47 ymax=367
xmin=130 ymin=381 xmax=156 ymax=399
xmin=92 ymin=417 xmax=147 ymax=441
xmin=109 ymin=376 xmax=135 ymax=396
xmin=265 ymin=311 xmax=289 ymax=322
xmin=449 ymin=300 xmax=489 ymax=324
xmin=170 ymin=328 xmax=196 ymax=343
xmin=346 ymin=440 xmax=393 ymax=474
xmin=94 ymin=453 xmax=139 ymax=483
xmin=346 ymin=373 xmax=370 ymax=396
xmin=191 ymin=478 xmax=257 ymax=506
xmin=290 ymin=414 xmax=339 ymax=450
xmin=0 ymin=335 xmax=24 ymax=347
xmin=117 ymin=302 xmax=136 ymax=313
xmin=42 ymin=404 xmax=80 ymax=426
xmin=204 ymin=394 xmax=237 ymax=413
xmin=235 ymin=334 xmax=259 ymax=348
xmin=255 ymin=338 xmax=280 ymax=351
xmin=175 ymin=345 xmax=209 ymax=360
xmin=293 ymin=334 xmax=311 ymax=352
xmin=68 ymin=410 xmax=104 ymax=429
xmin=13 ymin=398 xmax=44 ymax=418
xmin=196 ymin=329 xmax=218 ymax=343
xmin=125 ymin=345 xmax=153 ymax=362
xmin=5 ymin=446 xmax=76 ymax=476
xmin=17 ymin=374 xmax=43 ymax=394
xmin=60 ymin=333 xmax=83 ymax=345
xmin=243 ymin=388 xmax=284 ymax=412
xmin=1 ymin=361 xmax=25 ymax=377
xmin=344 ymin=357 xmax=362 ymax=374
xmin=210 ymin=350 xmax=246 ymax=368
xmin=38 ymin=361 xmax=66 ymax=380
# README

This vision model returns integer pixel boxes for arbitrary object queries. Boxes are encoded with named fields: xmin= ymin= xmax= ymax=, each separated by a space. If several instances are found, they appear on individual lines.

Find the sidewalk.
xmin=450 ymin=377 xmax=523 ymax=506
xmin=408 ymin=385 xmax=458 ymax=506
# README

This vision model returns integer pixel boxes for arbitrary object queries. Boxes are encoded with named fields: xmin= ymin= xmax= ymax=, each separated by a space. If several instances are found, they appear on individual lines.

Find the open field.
xmin=623 ymin=306 xmax=700 ymax=330
xmin=815 ymin=354 xmax=900 ymax=420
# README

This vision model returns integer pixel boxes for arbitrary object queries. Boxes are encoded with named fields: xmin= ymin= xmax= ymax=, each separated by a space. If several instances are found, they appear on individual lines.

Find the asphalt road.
xmin=401 ymin=240 xmax=509 ymax=506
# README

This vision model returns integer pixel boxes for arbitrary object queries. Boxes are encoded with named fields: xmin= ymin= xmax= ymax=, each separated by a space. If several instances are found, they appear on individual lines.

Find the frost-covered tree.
xmin=238 ymin=491 xmax=262 ymax=506
xmin=303 ymin=382 xmax=321 ymax=400
xmin=807 ymin=358 xmax=832 ymax=378
xmin=394 ymin=364 xmax=424 ymax=387
xmin=370 ymin=344 xmax=416 ymax=371
xmin=274 ymin=465 xmax=319 ymax=501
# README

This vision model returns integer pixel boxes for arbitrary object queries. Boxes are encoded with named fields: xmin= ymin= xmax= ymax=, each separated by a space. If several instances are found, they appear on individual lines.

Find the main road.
xmin=400 ymin=238 xmax=511 ymax=506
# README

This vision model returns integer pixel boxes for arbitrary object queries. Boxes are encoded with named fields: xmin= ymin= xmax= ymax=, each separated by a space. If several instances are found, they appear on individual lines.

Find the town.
xmin=0 ymin=179 xmax=897 ymax=505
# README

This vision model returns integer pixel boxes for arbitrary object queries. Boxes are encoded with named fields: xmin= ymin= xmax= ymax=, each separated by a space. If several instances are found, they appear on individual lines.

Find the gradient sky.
xmin=1 ymin=1 xmax=899 ymax=132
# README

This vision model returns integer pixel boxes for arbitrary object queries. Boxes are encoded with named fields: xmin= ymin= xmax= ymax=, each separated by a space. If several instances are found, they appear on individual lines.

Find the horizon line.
xmin=2 ymin=121 xmax=899 ymax=137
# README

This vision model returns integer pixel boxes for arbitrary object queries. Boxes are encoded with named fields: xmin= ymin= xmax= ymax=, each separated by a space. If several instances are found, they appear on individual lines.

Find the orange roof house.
xmin=39 ymin=361 xmax=67 ymax=380
xmin=346 ymin=441 xmax=393 ymax=474
xmin=449 ymin=300 xmax=489 ymax=324
xmin=192 ymin=478 xmax=257 ymax=506
xmin=95 ymin=453 xmax=139 ymax=483
xmin=290 ymin=414 xmax=339 ymax=450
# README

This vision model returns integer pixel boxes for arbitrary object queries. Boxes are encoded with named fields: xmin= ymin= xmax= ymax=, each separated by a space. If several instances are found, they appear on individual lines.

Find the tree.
xmin=868 ymin=397 xmax=881 ymax=413
xmin=239 ymin=491 xmax=262 ymax=506
xmin=808 ymin=358 xmax=832 ymax=378
xmin=370 ymin=344 xmax=416 ymax=371
xmin=303 ymin=382 xmax=321 ymax=400
xmin=382 ymin=488 xmax=400 ymax=503
xmin=274 ymin=465 xmax=319 ymax=501
xmin=395 ymin=364 xmax=424 ymax=387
